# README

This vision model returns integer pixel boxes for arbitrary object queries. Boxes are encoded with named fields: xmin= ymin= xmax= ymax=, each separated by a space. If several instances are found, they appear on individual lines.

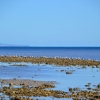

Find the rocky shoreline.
xmin=0 ymin=79 xmax=100 ymax=100
xmin=0 ymin=56 xmax=100 ymax=67
xmin=0 ymin=56 xmax=100 ymax=99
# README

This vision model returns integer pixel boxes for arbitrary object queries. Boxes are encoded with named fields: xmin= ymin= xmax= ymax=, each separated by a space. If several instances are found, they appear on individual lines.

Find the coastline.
xmin=0 ymin=56 xmax=100 ymax=99
xmin=0 ymin=56 xmax=100 ymax=67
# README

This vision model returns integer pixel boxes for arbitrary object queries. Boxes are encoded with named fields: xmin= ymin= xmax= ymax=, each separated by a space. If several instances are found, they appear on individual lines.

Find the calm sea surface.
xmin=0 ymin=47 xmax=100 ymax=60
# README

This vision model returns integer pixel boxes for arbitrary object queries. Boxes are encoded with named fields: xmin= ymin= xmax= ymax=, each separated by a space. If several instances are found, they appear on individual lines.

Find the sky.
xmin=0 ymin=0 xmax=100 ymax=47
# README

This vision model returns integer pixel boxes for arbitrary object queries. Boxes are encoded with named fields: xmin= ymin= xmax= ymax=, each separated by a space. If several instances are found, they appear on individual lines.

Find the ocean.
xmin=0 ymin=47 xmax=100 ymax=60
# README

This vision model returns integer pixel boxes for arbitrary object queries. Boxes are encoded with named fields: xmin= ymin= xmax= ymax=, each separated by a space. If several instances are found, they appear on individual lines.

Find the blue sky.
xmin=0 ymin=0 xmax=100 ymax=46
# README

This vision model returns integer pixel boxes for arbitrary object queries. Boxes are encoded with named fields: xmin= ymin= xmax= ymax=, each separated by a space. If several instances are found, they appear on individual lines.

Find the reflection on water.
xmin=0 ymin=62 xmax=100 ymax=99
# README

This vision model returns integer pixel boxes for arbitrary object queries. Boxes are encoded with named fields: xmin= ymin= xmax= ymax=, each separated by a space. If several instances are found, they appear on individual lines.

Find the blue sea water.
xmin=0 ymin=47 xmax=100 ymax=60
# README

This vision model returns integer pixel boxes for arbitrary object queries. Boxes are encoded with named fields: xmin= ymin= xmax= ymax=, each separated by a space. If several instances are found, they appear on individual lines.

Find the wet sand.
xmin=0 ymin=79 xmax=56 ymax=87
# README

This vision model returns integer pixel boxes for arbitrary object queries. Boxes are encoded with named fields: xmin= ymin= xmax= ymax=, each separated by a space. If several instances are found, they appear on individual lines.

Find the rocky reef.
xmin=0 ymin=56 xmax=100 ymax=67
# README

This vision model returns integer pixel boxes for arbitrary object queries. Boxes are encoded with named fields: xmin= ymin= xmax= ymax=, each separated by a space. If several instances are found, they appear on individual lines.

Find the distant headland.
xmin=0 ymin=43 xmax=30 ymax=47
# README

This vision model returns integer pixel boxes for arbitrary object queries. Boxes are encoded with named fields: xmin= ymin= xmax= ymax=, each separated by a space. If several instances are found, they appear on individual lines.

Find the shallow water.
xmin=0 ymin=62 xmax=100 ymax=99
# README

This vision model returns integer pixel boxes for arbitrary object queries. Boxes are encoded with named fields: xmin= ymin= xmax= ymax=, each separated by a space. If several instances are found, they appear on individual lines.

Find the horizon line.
xmin=0 ymin=46 xmax=100 ymax=47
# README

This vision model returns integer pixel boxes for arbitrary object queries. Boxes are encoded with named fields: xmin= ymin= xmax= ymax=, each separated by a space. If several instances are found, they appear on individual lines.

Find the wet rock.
xmin=66 ymin=71 xmax=73 ymax=74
